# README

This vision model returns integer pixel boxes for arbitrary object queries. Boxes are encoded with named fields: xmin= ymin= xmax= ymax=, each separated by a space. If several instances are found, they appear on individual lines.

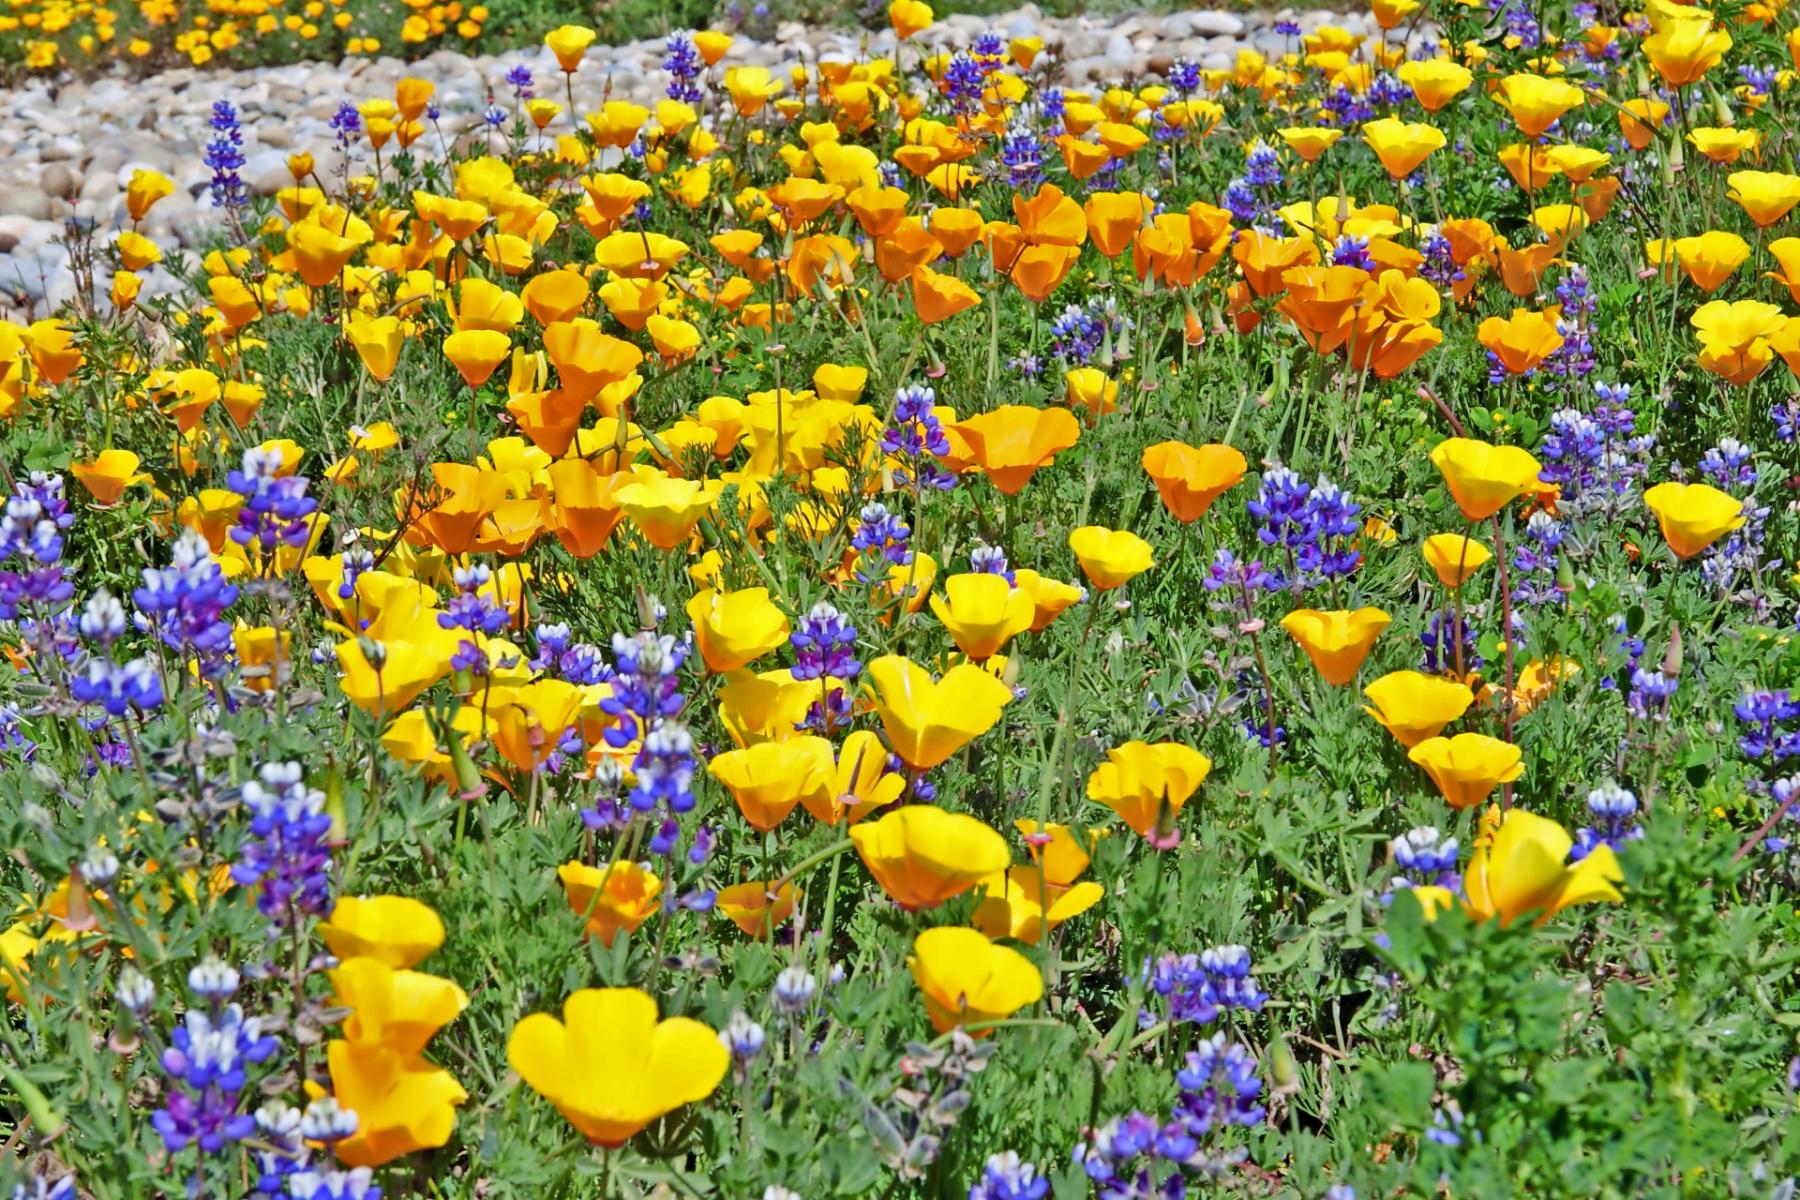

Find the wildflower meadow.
xmin=4 ymin=0 xmax=1800 ymax=1196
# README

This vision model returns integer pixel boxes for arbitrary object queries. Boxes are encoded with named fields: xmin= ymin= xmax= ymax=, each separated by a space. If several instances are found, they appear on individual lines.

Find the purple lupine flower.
xmin=1510 ymin=512 xmax=1565 ymax=606
xmin=205 ymin=101 xmax=247 ymax=209
xmin=791 ymin=600 xmax=859 ymax=734
xmin=591 ymin=618 xmax=700 ymax=853
xmin=1420 ymin=608 xmax=1480 ymax=676
xmin=227 ymin=447 xmax=318 ymax=555
xmin=1172 ymin=1035 xmax=1265 ymax=1134
xmin=69 ymin=656 xmax=164 ymax=716
xmin=1390 ymin=825 xmax=1460 ymax=892
xmin=505 ymin=64 xmax=535 ymax=99
xmin=152 ymin=958 xmax=279 ymax=1157
xmin=0 ymin=472 xmax=76 ymax=624
xmin=663 ymin=33 xmax=703 ymax=103
xmin=1331 ymin=235 xmax=1375 ymax=270
xmin=969 ymin=1152 xmax=1049 ymax=1200
xmin=133 ymin=529 xmax=238 ymax=677
xmin=1570 ymin=782 xmax=1643 ymax=861
xmin=231 ymin=762 xmax=333 ymax=928
xmin=329 ymin=101 xmax=362 ymax=149
xmin=1201 ymin=548 xmax=1274 ymax=593
xmin=1143 ymin=945 xmax=1268 ymax=1028
xmin=850 ymin=502 xmax=912 ymax=582
xmin=1000 ymin=124 xmax=1046 ymax=189
xmin=1736 ymin=689 xmax=1800 ymax=763
xmin=1419 ymin=229 xmax=1465 ymax=292
xmin=883 ymin=384 xmax=955 ymax=491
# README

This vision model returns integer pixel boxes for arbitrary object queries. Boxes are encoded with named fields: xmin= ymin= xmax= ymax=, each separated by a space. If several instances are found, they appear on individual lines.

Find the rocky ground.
xmin=0 ymin=4 xmax=1387 ymax=316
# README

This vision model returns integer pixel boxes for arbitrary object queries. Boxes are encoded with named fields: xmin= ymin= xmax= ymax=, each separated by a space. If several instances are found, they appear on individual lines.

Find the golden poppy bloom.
xmin=1671 ymin=230 xmax=1750 ymax=293
xmin=1395 ymin=59 xmax=1472 ymax=111
xmin=328 ymin=955 xmax=468 ymax=1057
xmin=930 ymin=573 xmax=1036 ymax=661
xmin=508 ymin=987 xmax=728 ymax=1146
xmin=1276 ymin=126 xmax=1344 ymax=163
xmin=973 ymin=823 xmax=1106 ymax=943
xmin=1642 ymin=481 xmax=1745 ymax=559
xmin=125 ymin=168 xmax=175 ymax=222
xmin=908 ymin=926 xmax=1043 ymax=1033
xmin=1420 ymin=533 xmax=1492 ymax=587
xmin=849 ymin=805 xmax=1010 ymax=910
xmin=321 ymin=895 xmax=446 ymax=969
xmin=716 ymin=881 xmax=800 ymax=937
xmin=1691 ymin=299 xmax=1787 ymax=386
xmin=1643 ymin=15 xmax=1731 ymax=87
xmin=1363 ymin=670 xmax=1475 ymax=747
xmin=442 ymin=329 xmax=511 ymax=388
xmin=1618 ymin=97 xmax=1670 ymax=150
xmin=1413 ymin=808 xmax=1622 ymax=927
xmin=1407 ymin=733 xmax=1524 ymax=810
xmin=1361 ymin=117 xmax=1446 ymax=179
xmin=345 ymin=314 xmax=404 ymax=382
xmin=1063 ymin=366 xmax=1119 ymax=420
xmin=1429 ymin=437 xmax=1543 ymax=521
xmin=1492 ymin=73 xmax=1585 ymax=140
xmin=687 ymin=587 xmax=791 ymax=673
xmin=70 ymin=449 xmax=143 ymax=506
xmin=558 ymin=860 xmax=661 ymax=946
xmin=1012 ymin=569 xmax=1084 ymax=632
xmin=1476 ymin=307 xmax=1564 ymax=376
xmin=1279 ymin=607 xmax=1392 ymax=686
xmin=1141 ymin=441 xmax=1247 ymax=523
xmin=864 ymin=654 xmax=1013 ymax=770
xmin=708 ymin=737 xmax=834 ymax=832
xmin=1086 ymin=740 xmax=1211 ymax=848
xmin=910 ymin=263 xmax=981 ymax=323
xmin=1726 ymin=170 xmax=1800 ymax=227
xmin=949 ymin=404 xmax=1081 ymax=495
xmin=545 ymin=24 xmax=596 ymax=70
xmin=322 ymin=1039 xmax=469 ymax=1167
xmin=888 ymin=0 xmax=933 ymax=38
xmin=1068 ymin=525 xmax=1154 ymax=590
xmin=614 ymin=474 xmax=722 ymax=550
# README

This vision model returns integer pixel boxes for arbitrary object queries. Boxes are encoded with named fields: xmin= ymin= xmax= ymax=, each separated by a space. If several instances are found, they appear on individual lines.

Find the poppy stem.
xmin=772 ymin=837 xmax=853 ymax=894
xmin=1491 ymin=512 xmax=1517 ymax=808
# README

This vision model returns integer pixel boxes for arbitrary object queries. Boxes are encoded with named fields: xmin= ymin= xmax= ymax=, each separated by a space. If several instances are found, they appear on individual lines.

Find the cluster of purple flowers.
xmin=1735 ymin=690 xmax=1800 ymax=765
xmin=205 ymin=101 xmax=247 ymax=209
xmin=1142 ymin=945 xmax=1268 ymax=1028
xmin=1222 ymin=142 xmax=1283 ymax=229
xmin=134 ymin=529 xmax=238 ymax=679
xmin=1510 ymin=512 xmax=1566 ymax=606
xmin=1540 ymin=267 xmax=1597 ymax=389
xmin=664 ymin=33 xmax=703 ymax=104
xmin=792 ymin=601 xmax=859 ymax=733
xmin=1419 ymin=608 xmax=1480 ymax=677
xmin=1321 ymin=82 xmax=1376 ymax=127
xmin=530 ymin=622 xmax=608 ymax=685
xmin=227 ymin=447 xmax=319 ymax=559
xmin=504 ymin=64 xmax=534 ymax=100
xmin=328 ymin=101 xmax=362 ymax=150
xmin=968 ymin=1152 xmax=1047 ymax=1200
xmin=1418 ymin=229 xmax=1465 ymax=293
xmin=1244 ymin=467 xmax=1360 ymax=591
xmin=1048 ymin=300 xmax=1131 ymax=366
xmin=592 ymin=618 xmax=698 ymax=854
xmin=231 ymin=762 xmax=333 ymax=929
xmin=1389 ymin=826 xmax=1460 ymax=892
xmin=1536 ymin=383 xmax=1651 ymax=512
xmin=1570 ymin=782 xmax=1643 ymax=861
xmin=850 ymin=501 xmax=913 ymax=583
xmin=883 ymin=385 xmax=955 ymax=491
xmin=1073 ymin=1036 xmax=1264 ymax=1196
xmin=152 ymin=958 xmax=280 ymax=1159
xmin=438 ymin=564 xmax=513 ymax=675
xmin=999 ymin=123 xmax=1047 ymax=189
xmin=0 ymin=472 xmax=75 ymax=624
